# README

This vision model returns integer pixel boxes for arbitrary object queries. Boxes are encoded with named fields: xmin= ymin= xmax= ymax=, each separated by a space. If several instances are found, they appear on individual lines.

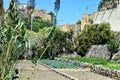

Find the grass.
xmin=103 ymin=65 xmax=120 ymax=70
xmin=63 ymin=57 xmax=120 ymax=70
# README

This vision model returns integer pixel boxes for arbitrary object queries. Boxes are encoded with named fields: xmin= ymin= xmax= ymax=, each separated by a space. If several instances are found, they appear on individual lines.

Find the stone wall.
xmin=56 ymin=58 xmax=120 ymax=79
xmin=112 ymin=51 xmax=120 ymax=62
xmin=93 ymin=4 xmax=120 ymax=31
xmin=32 ymin=9 xmax=51 ymax=21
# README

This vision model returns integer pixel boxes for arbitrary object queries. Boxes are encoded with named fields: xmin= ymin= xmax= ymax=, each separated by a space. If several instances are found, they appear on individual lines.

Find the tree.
xmin=76 ymin=20 xmax=81 ymax=24
xmin=48 ymin=11 xmax=56 ymax=26
xmin=66 ymin=40 xmax=74 ymax=53
xmin=43 ymin=28 xmax=66 ymax=59
xmin=65 ymin=29 xmax=74 ymax=54
xmin=76 ymin=23 xmax=114 ymax=57
xmin=25 ymin=17 xmax=53 ymax=32
xmin=36 ymin=28 xmax=75 ymax=59
xmin=108 ymin=39 xmax=119 ymax=60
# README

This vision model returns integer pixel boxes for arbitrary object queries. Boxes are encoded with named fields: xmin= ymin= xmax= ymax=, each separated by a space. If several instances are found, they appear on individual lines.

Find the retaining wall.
xmin=56 ymin=58 xmax=120 ymax=80
xmin=93 ymin=4 xmax=120 ymax=31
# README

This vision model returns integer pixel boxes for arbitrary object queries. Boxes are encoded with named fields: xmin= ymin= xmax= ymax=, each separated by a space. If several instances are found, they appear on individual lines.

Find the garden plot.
xmin=40 ymin=59 xmax=116 ymax=80
xmin=40 ymin=60 xmax=82 ymax=69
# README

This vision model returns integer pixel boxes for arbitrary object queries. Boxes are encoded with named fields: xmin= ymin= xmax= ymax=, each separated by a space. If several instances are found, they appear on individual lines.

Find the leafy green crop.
xmin=40 ymin=60 xmax=81 ymax=69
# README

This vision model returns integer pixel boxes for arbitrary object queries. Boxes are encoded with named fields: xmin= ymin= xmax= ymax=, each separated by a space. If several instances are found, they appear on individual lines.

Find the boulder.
xmin=117 ymin=46 xmax=120 ymax=51
xmin=112 ymin=51 xmax=120 ymax=62
xmin=86 ymin=45 xmax=111 ymax=59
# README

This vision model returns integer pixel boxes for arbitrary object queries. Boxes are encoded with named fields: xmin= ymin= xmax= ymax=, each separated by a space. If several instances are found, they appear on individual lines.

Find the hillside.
xmin=98 ymin=0 xmax=118 ymax=11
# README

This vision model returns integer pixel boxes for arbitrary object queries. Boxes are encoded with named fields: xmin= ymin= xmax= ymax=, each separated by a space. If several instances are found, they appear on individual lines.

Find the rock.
xmin=86 ymin=45 xmax=111 ymax=59
xmin=114 ymin=32 xmax=120 ymax=42
xmin=112 ymin=51 xmax=120 ymax=62
xmin=117 ymin=46 xmax=120 ymax=51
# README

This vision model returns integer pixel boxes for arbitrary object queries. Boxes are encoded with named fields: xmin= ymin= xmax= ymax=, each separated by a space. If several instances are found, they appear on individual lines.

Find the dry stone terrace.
xmin=15 ymin=60 xmax=116 ymax=80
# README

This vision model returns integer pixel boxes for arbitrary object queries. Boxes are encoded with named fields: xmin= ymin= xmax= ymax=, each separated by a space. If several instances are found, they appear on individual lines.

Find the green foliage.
xmin=108 ymin=39 xmax=119 ymax=53
xmin=32 ymin=27 xmax=75 ymax=59
xmin=25 ymin=26 xmax=75 ymax=60
xmin=41 ymin=28 xmax=67 ymax=59
xmin=103 ymin=65 xmax=120 ymax=70
xmin=76 ymin=23 xmax=114 ymax=57
xmin=66 ymin=29 xmax=74 ymax=39
xmin=76 ymin=20 xmax=81 ymax=24
xmin=98 ymin=0 xmax=112 ymax=11
xmin=0 ymin=1 xmax=26 ymax=79
xmin=48 ymin=11 xmax=56 ymax=26
xmin=66 ymin=57 xmax=108 ymax=65
xmin=41 ymin=59 xmax=81 ymax=68
xmin=25 ymin=17 xmax=53 ymax=32
xmin=108 ymin=39 xmax=119 ymax=60
xmin=66 ymin=40 xmax=74 ymax=53
xmin=25 ymin=27 xmax=57 ymax=61
xmin=65 ymin=57 xmax=120 ymax=70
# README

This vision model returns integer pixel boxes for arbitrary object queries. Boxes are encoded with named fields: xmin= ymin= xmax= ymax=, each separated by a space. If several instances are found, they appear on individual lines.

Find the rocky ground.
xmin=16 ymin=60 xmax=116 ymax=80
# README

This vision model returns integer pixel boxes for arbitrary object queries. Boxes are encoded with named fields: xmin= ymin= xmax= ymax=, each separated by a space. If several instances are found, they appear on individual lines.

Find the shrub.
xmin=108 ymin=39 xmax=119 ymax=53
xmin=66 ymin=40 xmax=74 ymax=53
xmin=108 ymin=39 xmax=119 ymax=59
xmin=76 ymin=23 xmax=114 ymax=57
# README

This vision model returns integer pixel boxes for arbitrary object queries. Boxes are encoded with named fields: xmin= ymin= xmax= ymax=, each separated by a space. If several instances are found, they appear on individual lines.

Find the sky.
xmin=3 ymin=0 xmax=102 ymax=26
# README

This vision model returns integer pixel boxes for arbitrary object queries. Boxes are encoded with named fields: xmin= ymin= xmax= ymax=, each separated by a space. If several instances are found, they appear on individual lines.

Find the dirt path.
xmin=16 ymin=60 xmax=116 ymax=80
xmin=16 ymin=60 xmax=70 ymax=80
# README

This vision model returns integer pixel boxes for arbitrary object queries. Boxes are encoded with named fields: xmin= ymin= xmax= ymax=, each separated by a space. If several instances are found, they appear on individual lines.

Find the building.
xmin=60 ymin=24 xmax=81 ymax=39
xmin=32 ymin=9 xmax=51 ymax=21
xmin=93 ymin=0 xmax=120 ymax=31
xmin=18 ymin=4 xmax=51 ymax=21
xmin=81 ymin=14 xmax=94 ymax=31
xmin=60 ymin=24 xmax=81 ymax=32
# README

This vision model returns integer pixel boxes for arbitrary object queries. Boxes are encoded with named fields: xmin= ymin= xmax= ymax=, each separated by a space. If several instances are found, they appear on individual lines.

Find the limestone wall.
xmin=93 ymin=4 xmax=120 ymax=31
xmin=56 ymin=58 xmax=120 ymax=79
xmin=32 ymin=9 xmax=51 ymax=21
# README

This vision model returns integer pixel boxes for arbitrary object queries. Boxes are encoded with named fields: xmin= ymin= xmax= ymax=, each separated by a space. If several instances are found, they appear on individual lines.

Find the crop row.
xmin=40 ymin=60 xmax=81 ymax=69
